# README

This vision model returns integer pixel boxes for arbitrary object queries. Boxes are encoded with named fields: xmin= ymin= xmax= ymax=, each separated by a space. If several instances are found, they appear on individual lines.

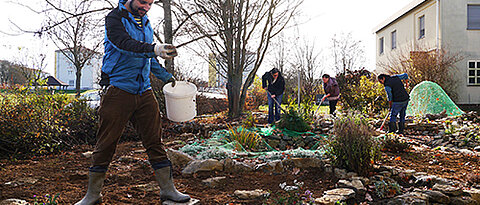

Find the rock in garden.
xmin=449 ymin=196 xmax=475 ymax=205
xmin=162 ymin=198 xmax=200 ymax=205
xmin=222 ymin=158 xmax=253 ymax=173
xmin=282 ymin=157 xmax=323 ymax=169
xmin=202 ymin=176 xmax=226 ymax=188
xmin=82 ymin=151 xmax=93 ymax=158
xmin=4 ymin=177 xmax=38 ymax=187
xmin=167 ymin=148 xmax=195 ymax=168
xmin=314 ymin=195 xmax=346 ymax=205
xmin=0 ymin=199 xmax=29 ymax=205
xmin=181 ymin=159 xmax=223 ymax=174
xmin=233 ymin=189 xmax=268 ymax=200
xmin=432 ymin=184 xmax=463 ymax=196
xmin=323 ymin=188 xmax=355 ymax=199
xmin=414 ymin=189 xmax=450 ymax=204
xmin=334 ymin=168 xmax=347 ymax=179
xmin=387 ymin=197 xmax=427 ymax=205
xmin=254 ymin=160 xmax=284 ymax=174
xmin=464 ymin=188 xmax=480 ymax=201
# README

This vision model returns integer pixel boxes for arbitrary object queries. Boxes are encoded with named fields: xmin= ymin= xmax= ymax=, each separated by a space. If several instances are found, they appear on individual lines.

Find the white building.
xmin=209 ymin=52 xmax=256 ymax=88
xmin=54 ymin=48 xmax=102 ymax=90
xmin=374 ymin=0 xmax=480 ymax=104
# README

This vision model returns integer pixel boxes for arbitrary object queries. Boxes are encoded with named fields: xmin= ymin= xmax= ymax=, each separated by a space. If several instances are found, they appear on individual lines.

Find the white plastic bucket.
xmin=163 ymin=81 xmax=197 ymax=122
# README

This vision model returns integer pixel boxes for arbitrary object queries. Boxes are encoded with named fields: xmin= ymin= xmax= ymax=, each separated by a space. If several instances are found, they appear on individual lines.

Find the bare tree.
xmin=377 ymin=44 xmax=463 ymax=100
xmin=12 ymin=45 xmax=49 ymax=88
xmin=5 ymin=0 xmax=112 ymax=96
xmin=281 ymin=38 xmax=323 ymax=106
xmin=175 ymin=0 xmax=303 ymax=117
xmin=331 ymin=32 xmax=366 ymax=75
xmin=269 ymin=32 xmax=289 ymax=73
xmin=38 ymin=0 xmax=106 ymax=96
xmin=0 ymin=60 xmax=27 ymax=86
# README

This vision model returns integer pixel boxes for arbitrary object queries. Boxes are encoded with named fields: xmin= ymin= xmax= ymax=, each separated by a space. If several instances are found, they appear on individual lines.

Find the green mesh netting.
xmin=406 ymin=81 xmax=463 ymax=117
xmin=179 ymin=126 xmax=326 ymax=161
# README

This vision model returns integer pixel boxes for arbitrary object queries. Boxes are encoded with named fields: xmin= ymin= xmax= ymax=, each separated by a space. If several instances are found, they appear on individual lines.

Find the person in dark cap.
xmin=262 ymin=68 xmax=285 ymax=124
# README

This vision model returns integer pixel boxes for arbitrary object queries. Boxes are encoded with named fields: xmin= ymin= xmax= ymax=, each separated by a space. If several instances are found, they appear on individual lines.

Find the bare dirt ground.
xmin=2 ymin=119 xmax=480 ymax=204
xmin=0 ymin=138 xmax=336 ymax=204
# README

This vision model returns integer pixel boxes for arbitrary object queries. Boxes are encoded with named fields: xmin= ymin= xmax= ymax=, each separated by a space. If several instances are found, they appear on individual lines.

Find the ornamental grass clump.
xmin=226 ymin=125 xmax=262 ymax=151
xmin=328 ymin=112 xmax=380 ymax=176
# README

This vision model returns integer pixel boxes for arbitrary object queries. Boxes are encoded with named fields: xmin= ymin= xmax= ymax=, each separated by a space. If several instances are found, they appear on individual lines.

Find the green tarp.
xmin=406 ymin=81 xmax=463 ymax=117
xmin=179 ymin=126 xmax=326 ymax=161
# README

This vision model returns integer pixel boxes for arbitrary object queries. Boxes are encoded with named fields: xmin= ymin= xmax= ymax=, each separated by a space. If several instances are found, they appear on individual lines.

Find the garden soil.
xmin=2 ymin=123 xmax=480 ymax=204
xmin=0 ymin=136 xmax=335 ymax=204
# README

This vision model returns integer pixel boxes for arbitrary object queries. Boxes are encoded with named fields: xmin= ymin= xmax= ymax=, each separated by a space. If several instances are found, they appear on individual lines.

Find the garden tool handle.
xmin=266 ymin=91 xmax=286 ymax=113
xmin=313 ymin=98 xmax=325 ymax=116
xmin=379 ymin=110 xmax=391 ymax=131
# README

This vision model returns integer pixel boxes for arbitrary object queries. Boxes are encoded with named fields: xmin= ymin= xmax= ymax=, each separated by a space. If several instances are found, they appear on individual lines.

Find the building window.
xmin=69 ymin=80 xmax=75 ymax=86
xmin=468 ymin=5 xmax=480 ymax=29
xmin=468 ymin=60 xmax=480 ymax=85
xmin=419 ymin=15 xmax=425 ymax=39
xmin=379 ymin=37 xmax=384 ymax=55
xmin=68 ymin=70 xmax=74 ymax=75
xmin=391 ymin=30 xmax=397 ymax=49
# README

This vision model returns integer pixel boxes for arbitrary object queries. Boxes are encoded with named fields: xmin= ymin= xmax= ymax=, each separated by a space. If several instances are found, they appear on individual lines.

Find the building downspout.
xmin=436 ymin=0 xmax=440 ymax=50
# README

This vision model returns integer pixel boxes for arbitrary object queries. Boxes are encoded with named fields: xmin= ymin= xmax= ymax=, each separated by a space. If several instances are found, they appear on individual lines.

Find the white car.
xmin=80 ymin=90 xmax=101 ymax=109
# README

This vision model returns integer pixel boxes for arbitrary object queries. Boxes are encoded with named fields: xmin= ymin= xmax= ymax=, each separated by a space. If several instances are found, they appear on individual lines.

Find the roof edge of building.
xmin=373 ymin=0 xmax=429 ymax=34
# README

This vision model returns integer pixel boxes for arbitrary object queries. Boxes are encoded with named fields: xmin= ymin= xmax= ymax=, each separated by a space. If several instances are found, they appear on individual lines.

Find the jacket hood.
xmin=327 ymin=77 xmax=338 ymax=86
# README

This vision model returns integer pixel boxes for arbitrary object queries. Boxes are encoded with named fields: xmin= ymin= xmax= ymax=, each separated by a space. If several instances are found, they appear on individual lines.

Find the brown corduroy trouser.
xmin=92 ymin=86 xmax=168 ymax=168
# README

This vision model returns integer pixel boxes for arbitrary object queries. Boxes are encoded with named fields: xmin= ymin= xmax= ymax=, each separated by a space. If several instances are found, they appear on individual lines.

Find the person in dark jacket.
xmin=321 ymin=74 xmax=340 ymax=116
xmin=378 ymin=73 xmax=410 ymax=134
xmin=262 ymin=68 xmax=285 ymax=124
xmin=75 ymin=0 xmax=190 ymax=204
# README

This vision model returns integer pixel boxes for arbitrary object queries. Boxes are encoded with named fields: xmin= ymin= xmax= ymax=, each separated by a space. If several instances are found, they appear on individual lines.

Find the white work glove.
xmin=154 ymin=44 xmax=178 ymax=59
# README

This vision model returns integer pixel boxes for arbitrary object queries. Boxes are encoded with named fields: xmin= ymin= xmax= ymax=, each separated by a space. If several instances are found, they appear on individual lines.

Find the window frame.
xmin=391 ymin=30 xmax=397 ymax=50
xmin=379 ymin=37 xmax=384 ymax=55
xmin=467 ymin=60 xmax=480 ymax=86
xmin=467 ymin=5 xmax=480 ymax=30
xmin=419 ymin=15 xmax=425 ymax=39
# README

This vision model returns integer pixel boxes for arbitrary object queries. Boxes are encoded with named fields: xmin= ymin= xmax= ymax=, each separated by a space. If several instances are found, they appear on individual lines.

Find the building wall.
xmin=376 ymin=0 xmax=438 ymax=71
xmin=55 ymin=50 xmax=101 ymax=90
xmin=441 ymin=0 xmax=480 ymax=104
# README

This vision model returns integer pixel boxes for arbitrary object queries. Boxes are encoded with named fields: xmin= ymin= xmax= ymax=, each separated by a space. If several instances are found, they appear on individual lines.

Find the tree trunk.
xmin=162 ymin=0 xmax=174 ymax=74
xmin=228 ymin=73 xmax=242 ymax=117
xmin=75 ymin=66 xmax=82 ymax=98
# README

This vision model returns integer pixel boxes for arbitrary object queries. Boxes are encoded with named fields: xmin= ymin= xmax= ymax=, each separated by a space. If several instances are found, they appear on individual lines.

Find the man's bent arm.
xmin=105 ymin=11 xmax=156 ymax=58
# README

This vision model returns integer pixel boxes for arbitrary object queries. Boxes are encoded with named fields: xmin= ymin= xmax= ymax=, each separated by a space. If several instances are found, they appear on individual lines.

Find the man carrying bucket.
xmin=75 ymin=0 xmax=190 ymax=204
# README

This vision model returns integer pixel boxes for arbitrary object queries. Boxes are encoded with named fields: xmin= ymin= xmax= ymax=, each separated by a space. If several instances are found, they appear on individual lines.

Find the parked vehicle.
xmin=80 ymin=90 xmax=101 ymax=109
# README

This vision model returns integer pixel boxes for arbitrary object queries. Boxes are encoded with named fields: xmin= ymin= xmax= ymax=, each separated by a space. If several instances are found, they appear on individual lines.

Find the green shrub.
xmin=327 ymin=112 xmax=380 ymax=176
xmin=336 ymin=69 xmax=387 ymax=115
xmin=245 ymin=76 xmax=267 ymax=110
xmin=277 ymin=107 xmax=311 ymax=132
xmin=0 ymin=88 xmax=97 ymax=159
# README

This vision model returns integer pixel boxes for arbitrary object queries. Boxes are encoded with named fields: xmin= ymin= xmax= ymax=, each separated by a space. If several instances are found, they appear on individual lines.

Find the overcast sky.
xmin=0 ymin=0 xmax=412 ymax=77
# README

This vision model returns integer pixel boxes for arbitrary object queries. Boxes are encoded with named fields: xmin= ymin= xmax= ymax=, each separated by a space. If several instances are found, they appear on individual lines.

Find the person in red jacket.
xmin=321 ymin=74 xmax=340 ymax=117
xmin=262 ymin=68 xmax=285 ymax=124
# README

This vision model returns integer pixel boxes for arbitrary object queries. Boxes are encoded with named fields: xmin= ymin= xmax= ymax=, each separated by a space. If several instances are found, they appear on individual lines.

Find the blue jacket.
xmin=101 ymin=0 xmax=172 ymax=94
